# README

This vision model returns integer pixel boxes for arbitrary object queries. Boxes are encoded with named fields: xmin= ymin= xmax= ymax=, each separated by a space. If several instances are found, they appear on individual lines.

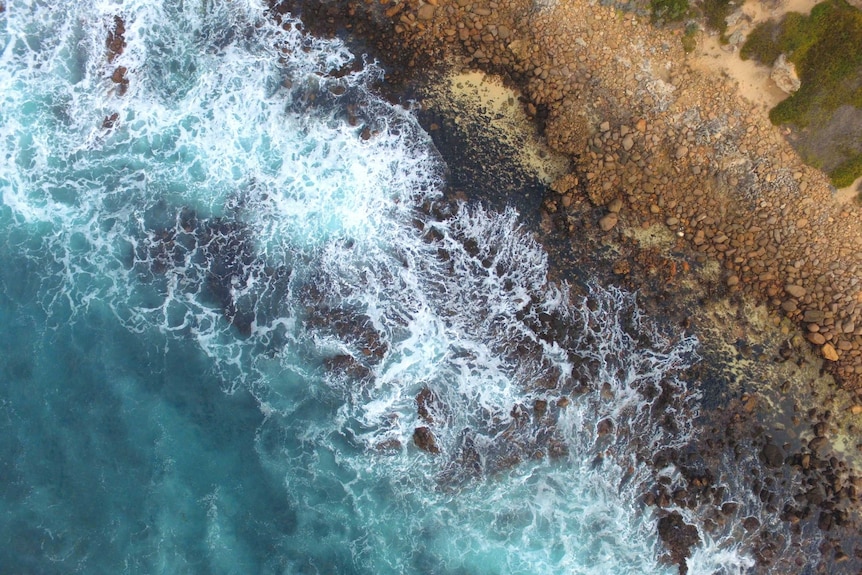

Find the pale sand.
xmin=835 ymin=175 xmax=862 ymax=203
xmin=689 ymin=0 xmax=818 ymax=110
xmin=688 ymin=0 xmax=860 ymax=199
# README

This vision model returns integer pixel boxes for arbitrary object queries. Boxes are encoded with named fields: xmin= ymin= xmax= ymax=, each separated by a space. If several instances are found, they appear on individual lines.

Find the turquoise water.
xmin=0 ymin=1 xmax=759 ymax=573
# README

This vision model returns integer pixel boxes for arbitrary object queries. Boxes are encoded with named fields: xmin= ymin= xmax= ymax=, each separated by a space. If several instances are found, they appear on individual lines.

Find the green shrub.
xmin=742 ymin=0 xmax=862 ymax=188
xmin=681 ymin=22 xmax=699 ymax=52
xmin=741 ymin=0 xmax=862 ymax=128
xmin=739 ymin=21 xmax=781 ymax=63
xmin=650 ymin=0 xmax=690 ymax=22
xmin=701 ymin=0 xmax=732 ymax=35
xmin=830 ymin=154 xmax=862 ymax=188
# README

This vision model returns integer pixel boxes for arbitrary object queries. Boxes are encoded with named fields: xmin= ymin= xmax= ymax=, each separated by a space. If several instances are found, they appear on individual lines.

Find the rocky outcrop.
xmin=657 ymin=512 xmax=699 ymax=574
xmin=413 ymin=426 xmax=440 ymax=453
xmin=770 ymin=54 xmax=801 ymax=94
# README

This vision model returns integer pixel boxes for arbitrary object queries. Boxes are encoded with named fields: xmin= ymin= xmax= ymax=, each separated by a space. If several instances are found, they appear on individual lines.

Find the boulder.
xmin=770 ymin=54 xmax=801 ymax=94
xmin=785 ymin=284 xmax=806 ymax=298
xmin=599 ymin=213 xmax=619 ymax=231
xmin=413 ymin=427 xmax=440 ymax=454
xmin=728 ymin=29 xmax=746 ymax=46
xmin=533 ymin=399 xmax=548 ymax=418
xmin=657 ymin=512 xmax=699 ymax=574
xmin=417 ymin=4 xmax=436 ymax=20
xmin=725 ymin=8 xmax=747 ymax=27
xmin=822 ymin=343 xmax=839 ymax=361
xmin=761 ymin=442 xmax=784 ymax=468
xmin=806 ymin=332 xmax=826 ymax=345
xmin=803 ymin=309 xmax=826 ymax=323
xmin=416 ymin=387 xmax=438 ymax=423
xmin=622 ymin=135 xmax=634 ymax=151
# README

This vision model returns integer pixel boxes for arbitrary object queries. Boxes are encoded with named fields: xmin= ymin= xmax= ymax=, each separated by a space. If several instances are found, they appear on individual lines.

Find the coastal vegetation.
xmin=740 ymin=0 xmax=862 ymax=187
xmin=650 ymin=0 xmax=690 ymax=22
xmin=700 ymin=0 xmax=733 ymax=38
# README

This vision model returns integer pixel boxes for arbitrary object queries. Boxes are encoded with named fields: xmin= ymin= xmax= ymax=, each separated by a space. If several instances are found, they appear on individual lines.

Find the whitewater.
xmin=0 ymin=1 xmax=777 ymax=573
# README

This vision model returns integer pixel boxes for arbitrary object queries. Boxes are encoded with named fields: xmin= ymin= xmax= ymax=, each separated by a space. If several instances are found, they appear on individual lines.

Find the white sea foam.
xmin=0 ymin=0 xmax=789 ymax=572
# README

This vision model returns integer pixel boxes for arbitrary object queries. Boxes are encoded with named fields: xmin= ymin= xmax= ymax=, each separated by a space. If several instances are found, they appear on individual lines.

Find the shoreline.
xmin=269 ymin=0 xmax=862 ymax=571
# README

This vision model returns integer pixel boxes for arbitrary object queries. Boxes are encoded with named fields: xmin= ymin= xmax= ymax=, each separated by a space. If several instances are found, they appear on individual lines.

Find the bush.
xmin=830 ymin=154 xmax=862 ymax=188
xmin=701 ymin=0 xmax=732 ymax=36
xmin=651 ymin=0 xmax=690 ymax=22
xmin=681 ymin=22 xmax=699 ymax=52
xmin=743 ymin=0 xmax=862 ymax=124
xmin=743 ymin=0 xmax=862 ymax=188
xmin=739 ymin=21 xmax=781 ymax=63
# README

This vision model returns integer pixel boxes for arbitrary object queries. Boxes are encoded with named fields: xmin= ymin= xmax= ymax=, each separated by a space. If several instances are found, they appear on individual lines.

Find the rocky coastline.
xmin=267 ymin=0 xmax=862 ymax=571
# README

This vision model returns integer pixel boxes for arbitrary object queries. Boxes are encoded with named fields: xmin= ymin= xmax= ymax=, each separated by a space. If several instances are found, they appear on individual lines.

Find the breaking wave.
xmin=0 ymin=1 xmax=783 ymax=572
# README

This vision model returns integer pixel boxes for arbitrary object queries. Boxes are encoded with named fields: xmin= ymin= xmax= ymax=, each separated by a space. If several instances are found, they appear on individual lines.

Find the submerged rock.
xmin=658 ymin=512 xmax=700 ymax=574
xmin=413 ymin=426 xmax=440 ymax=454
xmin=416 ymin=387 xmax=439 ymax=423
xmin=761 ymin=442 xmax=784 ymax=468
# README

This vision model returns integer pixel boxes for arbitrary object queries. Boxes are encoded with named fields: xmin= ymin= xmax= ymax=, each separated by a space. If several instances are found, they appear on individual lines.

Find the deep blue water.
xmin=0 ymin=1 xmax=760 ymax=573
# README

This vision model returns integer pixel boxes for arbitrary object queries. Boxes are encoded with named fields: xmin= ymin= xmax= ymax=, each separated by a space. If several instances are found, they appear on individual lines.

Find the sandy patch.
xmin=835 ymin=174 xmax=862 ymax=203
xmin=689 ymin=0 xmax=819 ymax=111
xmin=623 ymin=222 xmax=678 ymax=249
xmin=429 ymin=71 xmax=571 ymax=184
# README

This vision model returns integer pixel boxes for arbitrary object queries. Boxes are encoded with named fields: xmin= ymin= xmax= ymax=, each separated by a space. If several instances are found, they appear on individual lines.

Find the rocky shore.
xmin=267 ymin=0 xmax=862 ymax=571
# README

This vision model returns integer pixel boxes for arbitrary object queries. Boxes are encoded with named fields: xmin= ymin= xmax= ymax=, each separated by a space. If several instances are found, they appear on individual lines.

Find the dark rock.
xmin=809 ymin=436 xmax=829 ymax=455
xmin=325 ymin=355 xmax=371 ymax=380
xmin=510 ymin=403 xmax=529 ymax=425
xmin=814 ymin=422 xmax=827 ymax=438
xmin=720 ymin=502 xmax=738 ymax=515
xmin=806 ymin=484 xmax=827 ymax=506
xmin=596 ymin=418 xmax=614 ymax=435
xmin=761 ymin=442 xmax=784 ymax=468
xmin=413 ymin=426 xmax=440 ymax=454
xmin=678 ymin=447 xmax=713 ymax=486
xmin=374 ymin=438 xmax=402 ymax=454
xmin=742 ymin=516 xmax=761 ymax=531
xmin=657 ymin=512 xmax=699 ymax=574
xmin=102 ymin=112 xmax=119 ymax=130
xmin=440 ymin=430 xmax=482 ymax=485
xmin=817 ymin=510 xmax=833 ymax=531
xmin=533 ymin=399 xmax=548 ymax=419
xmin=106 ymin=16 xmax=126 ymax=62
xmin=111 ymin=66 xmax=129 ymax=94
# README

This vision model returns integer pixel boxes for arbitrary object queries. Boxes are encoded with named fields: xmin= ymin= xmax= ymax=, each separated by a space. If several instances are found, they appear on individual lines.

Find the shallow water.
xmin=0 ymin=1 xmax=760 ymax=573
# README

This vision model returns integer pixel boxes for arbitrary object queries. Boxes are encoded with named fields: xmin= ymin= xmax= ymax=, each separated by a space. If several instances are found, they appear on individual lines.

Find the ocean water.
xmin=0 ymin=1 xmax=764 ymax=573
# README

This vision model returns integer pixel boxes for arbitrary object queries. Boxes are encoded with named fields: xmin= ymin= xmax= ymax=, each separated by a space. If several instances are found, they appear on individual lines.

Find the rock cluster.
xmin=365 ymin=0 xmax=862 ymax=394
xmin=269 ymin=0 xmax=862 ymax=569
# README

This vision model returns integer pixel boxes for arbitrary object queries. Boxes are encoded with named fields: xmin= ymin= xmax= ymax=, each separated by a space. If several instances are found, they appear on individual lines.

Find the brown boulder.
xmin=599 ymin=213 xmax=619 ymax=231
xmin=806 ymin=332 xmax=826 ymax=345
xmin=417 ymin=4 xmax=436 ymax=20
xmin=413 ymin=427 xmax=440 ymax=454
xmin=761 ymin=442 xmax=784 ymax=468
xmin=657 ymin=512 xmax=699 ymax=574
xmin=416 ymin=387 xmax=438 ymax=423
xmin=785 ymin=284 xmax=806 ymax=298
